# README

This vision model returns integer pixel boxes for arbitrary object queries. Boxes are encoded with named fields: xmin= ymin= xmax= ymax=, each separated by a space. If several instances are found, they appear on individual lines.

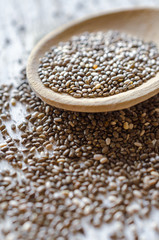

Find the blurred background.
xmin=0 ymin=0 xmax=159 ymax=84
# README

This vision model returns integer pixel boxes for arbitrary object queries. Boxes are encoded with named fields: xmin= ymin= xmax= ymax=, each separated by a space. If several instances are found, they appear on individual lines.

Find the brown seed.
xmin=100 ymin=157 xmax=108 ymax=164
xmin=46 ymin=144 xmax=53 ymax=150
xmin=93 ymin=154 xmax=104 ymax=161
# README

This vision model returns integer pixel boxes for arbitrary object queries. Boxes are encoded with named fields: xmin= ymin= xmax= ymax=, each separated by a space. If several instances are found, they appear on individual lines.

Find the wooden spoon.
xmin=27 ymin=8 xmax=159 ymax=112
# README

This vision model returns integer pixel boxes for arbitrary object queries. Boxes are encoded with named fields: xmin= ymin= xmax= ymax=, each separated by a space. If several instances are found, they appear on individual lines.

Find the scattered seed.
xmin=100 ymin=157 xmax=108 ymax=164
xmin=93 ymin=154 xmax=104 ymax=161
xmin=0 ymin=71 xmax=159 ymax=240
xmin=123 ymin=122 xmax=129 ymax=130
xmin=11 ymin=98 xmax=16 ymax=106
xmin=106 ymin=138 xmax=111 ymax=145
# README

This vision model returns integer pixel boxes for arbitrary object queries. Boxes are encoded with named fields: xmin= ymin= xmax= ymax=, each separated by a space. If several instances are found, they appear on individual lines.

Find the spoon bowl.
xmin=27 ymin=8 xmax=159 ymax=112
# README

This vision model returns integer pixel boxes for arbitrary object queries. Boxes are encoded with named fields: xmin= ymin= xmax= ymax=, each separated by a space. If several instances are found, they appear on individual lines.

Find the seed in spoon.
xmin=38 ymin=30 xmax=159 ymax=98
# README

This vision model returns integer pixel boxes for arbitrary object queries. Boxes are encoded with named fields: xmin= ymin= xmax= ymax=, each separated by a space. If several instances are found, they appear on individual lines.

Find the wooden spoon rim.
xmin=27 ymin=7 xmax=159 ymax=112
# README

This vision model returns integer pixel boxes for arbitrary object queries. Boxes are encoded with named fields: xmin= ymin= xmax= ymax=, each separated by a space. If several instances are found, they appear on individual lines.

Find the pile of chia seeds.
xmin=38 ymin=30 xmax=159 ymax=98
xmin=0 ymin=69 xmax=158 ymax=240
